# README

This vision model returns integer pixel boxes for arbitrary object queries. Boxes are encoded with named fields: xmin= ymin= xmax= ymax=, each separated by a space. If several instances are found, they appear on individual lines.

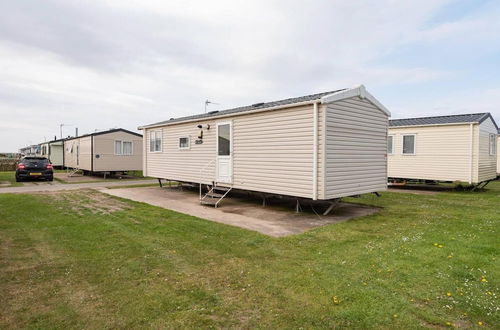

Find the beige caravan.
xmin=139 ymin=85 xmax=391 ymax=206
xmin=39 ymin=139 xmax=64 ymax=167
xmin=388 ymin=113 xmax=498 ymax=184
xmin=63 ymin=128 xmax=143 ymax=173
xmin=497 ymin=133 xmax=500 ymax=176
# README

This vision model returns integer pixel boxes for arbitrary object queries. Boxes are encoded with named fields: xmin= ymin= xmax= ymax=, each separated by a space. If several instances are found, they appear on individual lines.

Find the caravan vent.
xmin=169 ymin=118 xmax=175 ymax=120
xmin=208 ymin=110 xmax=219 ymax=114
xmin=252 ymin=102 xmax=265 ymax=108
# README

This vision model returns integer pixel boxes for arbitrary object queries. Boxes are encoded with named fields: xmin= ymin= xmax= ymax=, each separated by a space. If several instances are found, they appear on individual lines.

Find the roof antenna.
xmin=205 ymin=99 xmax=219 ymax=113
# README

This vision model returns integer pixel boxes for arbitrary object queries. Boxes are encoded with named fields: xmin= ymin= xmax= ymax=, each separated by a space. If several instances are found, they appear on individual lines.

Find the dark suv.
xmin=16 ymin=157 xmax=54 ymax=182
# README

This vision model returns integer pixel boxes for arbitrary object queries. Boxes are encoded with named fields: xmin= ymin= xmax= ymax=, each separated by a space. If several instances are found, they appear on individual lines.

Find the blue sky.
xmin=0 ymin=0 xmax=499 ymax=151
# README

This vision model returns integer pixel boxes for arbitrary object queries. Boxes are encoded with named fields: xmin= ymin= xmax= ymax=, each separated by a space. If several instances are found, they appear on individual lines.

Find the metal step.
xmin=205 ymin=192 xmax=224 ymax=198
xmin=212 ymin=185 xmax=231 ymax=191
xmin=200 ymin=200 xmax=217 ymax=205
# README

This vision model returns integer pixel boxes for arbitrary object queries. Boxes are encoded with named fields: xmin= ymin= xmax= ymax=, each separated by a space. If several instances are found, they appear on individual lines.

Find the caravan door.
xmin=216 ymin=122 xmax=233 ymax=184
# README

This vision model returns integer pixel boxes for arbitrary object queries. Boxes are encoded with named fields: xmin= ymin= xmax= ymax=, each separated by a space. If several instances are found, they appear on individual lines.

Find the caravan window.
xmin=115 ymin=141 xmax=122 ymax=155
xmin=490 ymin=134 xmax=497 ymax=155
xmin=179 ymin=137 xmax=190 ymax=150
xmin=149 ymin=130 xmax=162 ymax=152
xmin=123 ymin=141 xmax=133 ymax=155
xmin=218 ymin=124 xmax=231 ymax=156
xmin=402 ymin=134 xmax=416 ymax=155
xmin=115 ymin=140 xmax=133 ymax=155
xmin=387 ymin=136 xmax=394 ymax=154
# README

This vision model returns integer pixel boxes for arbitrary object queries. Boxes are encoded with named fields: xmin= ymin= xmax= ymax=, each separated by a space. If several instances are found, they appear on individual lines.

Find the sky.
xmin=1 ymin=0 xmax=499 ymax=151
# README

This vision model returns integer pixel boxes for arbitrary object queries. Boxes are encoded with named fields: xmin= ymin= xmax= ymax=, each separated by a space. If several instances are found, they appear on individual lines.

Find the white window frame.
xmin=401 ymin=134 xmax=416 ymax=155
xmin=387 ymin=135 xmax=394 ymax=155
xmin=115 ymin=140 xmax=133 ymax=156
xmin=489 ymin=133 xmax=497 ymax=156
xmin=122 ymin=141 xmax=133 ymax=155
xmin=178 ymin=136 xmax=191 ymax=150
xmin=149 ymin=130 xmax=162 ymax=153
xmin=115 ymin=140 xmax=123 ymax=155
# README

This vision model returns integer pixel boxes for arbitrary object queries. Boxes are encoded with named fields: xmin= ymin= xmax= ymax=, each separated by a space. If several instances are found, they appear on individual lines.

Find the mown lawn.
xmin=0 ymin=171 xmax=22 ymax=187
xmin=0 ymin=182 xmax=498 ymax=329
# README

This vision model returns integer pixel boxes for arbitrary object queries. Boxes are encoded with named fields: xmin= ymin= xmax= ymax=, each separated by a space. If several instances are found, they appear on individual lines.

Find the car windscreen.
xmin=23 ymin=158 xmax=49 ymax=166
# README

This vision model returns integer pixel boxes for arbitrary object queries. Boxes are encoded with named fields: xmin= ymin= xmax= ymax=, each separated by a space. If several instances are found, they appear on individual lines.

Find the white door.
xmin=216 ymin=122 xmax=233 ymax=183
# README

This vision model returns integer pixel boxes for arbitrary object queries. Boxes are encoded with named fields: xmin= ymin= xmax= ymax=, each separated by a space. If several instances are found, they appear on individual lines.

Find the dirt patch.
xmin=43 ymin=189 xmax=131 ymax=216
xmin=55 ymin=172 xmax=143 ymax=183
xmin=101 ymin=187 xmax=381 ymax=237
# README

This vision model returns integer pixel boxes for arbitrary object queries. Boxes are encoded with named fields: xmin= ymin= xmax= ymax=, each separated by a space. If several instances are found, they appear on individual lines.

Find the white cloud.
xmin=0 ymin=0 xmax=498 ymax=151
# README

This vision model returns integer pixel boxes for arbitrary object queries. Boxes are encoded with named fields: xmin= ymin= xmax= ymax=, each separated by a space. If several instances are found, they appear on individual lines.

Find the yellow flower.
xmin=447 ymin=255 xmax=453 ymax=258
xmin=481 ymin=277 xmax=488 ymax=283
xmin=393 ymin=314 xmax=398 ymax=318
xmin=446 ymin=321 xmax=452 ymax=326
xmin=438 ymin=245 xmax=444 ymax=248
xmin=433 ymin=243 xmax=438 ymax=246
xmin=332 ymin=296 xmax=341 ymax=304
xmin=446 ymin=292 xmax=452 ymax=297
xmin=478 ymin=321 xmax=483 ymax=326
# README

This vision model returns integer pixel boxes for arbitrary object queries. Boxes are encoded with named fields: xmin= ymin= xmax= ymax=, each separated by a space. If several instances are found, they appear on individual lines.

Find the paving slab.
xmin=100 ymin=186 xmax=380 ymax=237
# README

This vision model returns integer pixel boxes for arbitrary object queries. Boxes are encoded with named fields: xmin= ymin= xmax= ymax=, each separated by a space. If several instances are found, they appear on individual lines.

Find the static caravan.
xmin=63 ymin=128 xmax=143 ymax=174
xmin=497 ymin=132 xmax=500 ymax=176
xmin=19 ymin=145 xmax=39 ymax=156
xmin=388 ymin=113 xmax=498 ymax=185
xmin=139 ymin=85 xmax=391 ymax=207
xmin=39 ymin=139 xmax=65 ymax=167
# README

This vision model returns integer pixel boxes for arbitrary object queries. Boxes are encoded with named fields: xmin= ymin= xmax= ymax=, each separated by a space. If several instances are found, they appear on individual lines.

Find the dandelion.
xmin=332 ymin=296 xmax=341 ymax=304
xmin=478 ymin=321 xmax=483 ymax=326
xmin=446 ymin=321 xmax=452 ymax=326
xmin=481 ymin=277 xmax=488 ymax=283
xmin=363 ymin=282 xmax=367 ymax=286
xmin=446 ymin=292 xmax=452 ymax=297
xmin=438 ymin=245 xmax=444 ymax=248
xmin=393 ymin=314 xmax=398 ymax=318
xmin=447 ymin=255 xmax=453 ymax=258
xmin=434 ymin=243 xmax=438 ymax=246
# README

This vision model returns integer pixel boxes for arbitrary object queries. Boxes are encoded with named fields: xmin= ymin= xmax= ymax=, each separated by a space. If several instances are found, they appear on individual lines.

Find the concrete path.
xmin=0 ymin=179 xmax=157 ymax=194
xmin=101 ymin=186 xmax=380 ymax=237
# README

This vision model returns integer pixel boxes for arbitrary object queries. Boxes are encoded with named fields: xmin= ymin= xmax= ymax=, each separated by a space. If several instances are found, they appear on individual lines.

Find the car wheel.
xmin=15 ymin=175 xmax=22 ymax=182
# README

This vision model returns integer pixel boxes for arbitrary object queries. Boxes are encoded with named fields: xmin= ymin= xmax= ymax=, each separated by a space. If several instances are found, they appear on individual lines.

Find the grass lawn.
xmin=0 ymin=182 xmax=498 ymax=328
xmin=0 ymin=171 xmax=22 ymax=187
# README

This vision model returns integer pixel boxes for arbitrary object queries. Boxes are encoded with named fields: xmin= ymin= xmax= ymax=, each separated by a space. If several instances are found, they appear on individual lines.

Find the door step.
xmin=200 ymin=184 xmax=232 ymax=208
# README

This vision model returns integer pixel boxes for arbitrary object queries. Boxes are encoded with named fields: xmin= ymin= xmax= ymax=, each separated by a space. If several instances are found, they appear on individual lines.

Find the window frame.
xmin=178 ymin=136 xmax=191 ymax=150
xmin=401 ymin=134 xmax=416 ymax=155
xmin=489 ymin=133 xmax=497 ymax=156
xmin=115 ymin=140 xmax=134 ymax=155
xmin=387 ymin=135 xmax=394 ymax=155
xmin=149 ymin=130 xmax=162 ymax=153
xmin=115 ymin=140 xmax=123 ymax=155
xmin=122 ymin=141 xmax=133 ymax=155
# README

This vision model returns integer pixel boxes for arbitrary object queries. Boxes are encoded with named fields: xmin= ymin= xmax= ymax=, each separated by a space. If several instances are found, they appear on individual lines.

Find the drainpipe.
xmin=469 ymin=123 xmax=473 ymax=184
xmin=313 ymin=102 xmax=319 ymax=200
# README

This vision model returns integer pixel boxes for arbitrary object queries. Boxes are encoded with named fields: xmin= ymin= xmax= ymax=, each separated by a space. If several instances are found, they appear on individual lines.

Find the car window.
xmin=23 ymin=158 xmax=49 ymax=166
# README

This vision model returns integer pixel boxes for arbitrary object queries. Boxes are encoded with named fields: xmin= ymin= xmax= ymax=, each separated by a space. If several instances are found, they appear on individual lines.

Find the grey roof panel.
xmin=390 ymin=113 xmax=498 ymax=129
xmin=64 ymin=128 xmax=142 ymax=142
xmin=143 ymin=89 xmax=346 ymax=127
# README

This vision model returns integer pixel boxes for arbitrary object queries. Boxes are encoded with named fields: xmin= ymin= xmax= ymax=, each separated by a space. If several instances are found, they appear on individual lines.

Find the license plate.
xmin=30 ymin=172 xmax=42 ymax=176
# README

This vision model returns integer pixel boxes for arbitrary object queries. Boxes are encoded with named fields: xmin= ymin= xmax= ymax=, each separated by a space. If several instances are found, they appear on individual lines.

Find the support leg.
xmin=158 ymin=178 xmax=163 ymax=188
xmin=262 ymin=194 xmax=267 ymax=207
xmin=323 ymin=199 xmax=340 ymax=216
xmin=295 ymin=199 xmax=302 ymax=213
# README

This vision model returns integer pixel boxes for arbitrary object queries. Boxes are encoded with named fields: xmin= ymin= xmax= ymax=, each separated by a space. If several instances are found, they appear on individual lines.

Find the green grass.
xmin=0 ymin=182 xmax=498 ymax=329
xmin=0 ymin=171 xmax=22 ymax=187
